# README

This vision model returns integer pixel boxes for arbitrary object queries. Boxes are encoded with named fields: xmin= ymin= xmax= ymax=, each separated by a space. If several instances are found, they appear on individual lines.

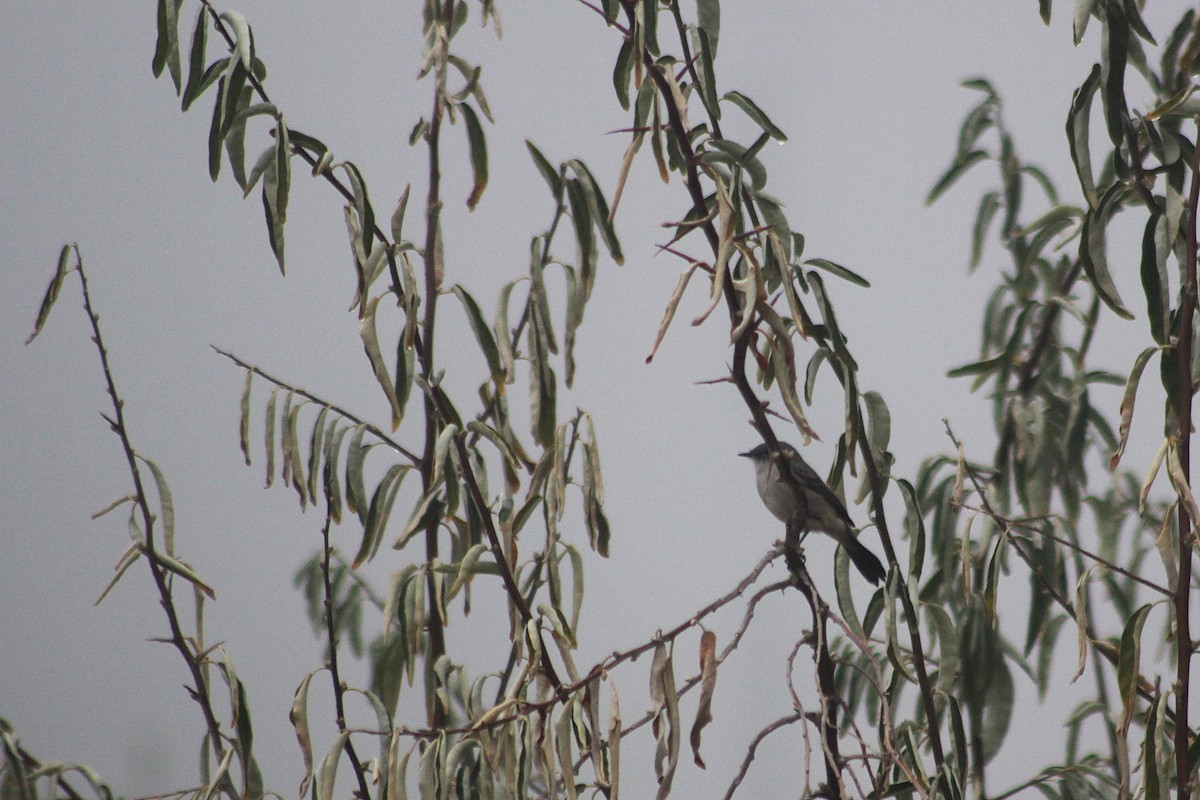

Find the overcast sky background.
xmin=1 ymin=2 xmax=1184 ymax=797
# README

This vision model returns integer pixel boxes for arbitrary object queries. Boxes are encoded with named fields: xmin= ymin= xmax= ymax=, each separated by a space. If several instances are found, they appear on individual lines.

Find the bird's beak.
xmin=738 ymin=451 xmax=753 ymax=458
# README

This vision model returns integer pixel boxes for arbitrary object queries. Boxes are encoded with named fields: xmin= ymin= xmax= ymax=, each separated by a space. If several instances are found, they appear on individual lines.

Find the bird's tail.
xmin=843 ymin=537 xmax=887 ymax=585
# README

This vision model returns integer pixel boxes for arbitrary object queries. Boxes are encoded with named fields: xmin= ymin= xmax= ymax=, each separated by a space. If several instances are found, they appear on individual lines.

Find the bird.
xmin=740 ymin=442 xmax=887 ymax=585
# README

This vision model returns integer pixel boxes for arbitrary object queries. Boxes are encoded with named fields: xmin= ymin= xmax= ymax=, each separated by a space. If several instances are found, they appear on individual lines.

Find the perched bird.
xmin=740 ymin=442 xmax=887 ymax=585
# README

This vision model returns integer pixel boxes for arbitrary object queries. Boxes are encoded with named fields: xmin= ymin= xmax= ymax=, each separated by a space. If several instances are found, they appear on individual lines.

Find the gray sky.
xmin=0 ymin=2 xmax=1176 ymax=797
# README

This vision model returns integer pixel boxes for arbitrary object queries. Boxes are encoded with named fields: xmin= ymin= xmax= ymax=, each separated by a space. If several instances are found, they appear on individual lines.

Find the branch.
xmin=75 ymin=252 xmax=238 ymax=798
xmin=211 ymin=346 xmax=420 ymax=465
xmin=1173 ymin=114 xmax=1200 ymax=800
xmin=319 ymin=508 xmax=371 ymax=800
xmin=720 ymin=712 xmax=805 ymax=800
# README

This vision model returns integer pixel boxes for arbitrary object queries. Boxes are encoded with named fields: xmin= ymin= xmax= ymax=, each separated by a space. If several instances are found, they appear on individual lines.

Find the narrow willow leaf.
xmin=926 ymin=150 xmax=989 ymax=205
xmin=152 ymin=0 xmax=183 ymax=91
xmin=208 ymin=76 xmax=226 ymax=181
xmin=804 ymin=257 xmax=870 ymax=288
xmin=1071 ymin=567 xmax=1094 ymax=682
xmin=361 ymin=295 xmax=404 ymax=429
xmin=345 ymin=424 xmax=369 ymax=520
xmin=834 ymin=549 xmax=865 ymax=641
xmin=722 ymin=90 xmax=786 ymax=141
xmin=697 ymin=0 xmax=720 ymax=57
xmin=263 ymin=388 xmax=278 ymax=488
xmin=219 ymin=11 xmax=252 ymax=71
xmin=239 ymin=369 xmax=252 ymax=466
xmin=459 ymin=102 xmax=488 ymax=210
xmin=26 ymin=244 xmax=75 ymax=344
xmin=694 ymin=28 xmax=720 ymax=123
xmin=1066 ymin=64 xmax=1101 ymax=208
xmin=260 ymin=156 xmax=286 ymax=274
xmin=689 ymin=630 xmax=718 ymax=769
xmin=314 ymin=730 xmax=351 ymax=800
xmin=1080 ymin=209 xmax=1132 ymax=319
xmin=137 ymin=455 xmax=176 ymax=557
xmin=525 ymin=140 xmax=563 ymax=202
xmin=646 ymin=261 xmax=700 ymax=364
xmin=394 ymin=489 xmax=440 ymax=551
xmin=1140 ymin=211 xmax=1169 ymax=345
xmin=356 ymin=464 xmax=408 ymax=568
xmin=339 ymin=162 xmax=376 ymax=259
xmin=1099 ymin=0 xmax=1129 ymax=146
xmin=452 ymin=285 xmax=503 ymax=384
xmin=980 ymin=659 xmax=1014 ymax=765
xmin=1117 ymin=603 xmax=1153 ymax=731
xmin=567 ymin=159 xmax=624 ymax=265
xmin=971 ymin=191 xmax=1001 ymax=271
xmin=182 ymin=7 xmax=208 ymax=110
xmin=306 ymin=406 xmax=329 ymax=504
xmin=566 ymin=178 xmax=598 ymax=300
xmin=323 ymin=424 xmax=349 ymax=524
xmin=947 ymin=354 xmax=1006 ymax=379
xmin=390 ymin=185 xmax=411 ymax=245
xmin=431 ymin=424 xmax=458 ymax=493
xmin=449 ymin=542 xmax=488 ymax=597
xmin=94 ymin=544 xmax=142 ymax=606
xmin=275 ymin=114 xmax=291 ymax=226
xmin=927 ymin=604 xmax=960 ymax=694
xmin=1109 ymin=347 xmax=1157 ymax=470
xmin=1167 ymin=443 xmax=1200 ymax=541
xmin=156 ymin=552 xmax=216 ymax=599
xmin=612 ymin=37 xmax=634 ymax=111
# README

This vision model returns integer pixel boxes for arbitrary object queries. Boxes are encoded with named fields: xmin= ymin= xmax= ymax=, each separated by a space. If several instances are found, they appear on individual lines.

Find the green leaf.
xmin=460 ymin=102 xmax=488 ymax=210
xmin=612 ymin=37 xmax=634 ymax=110
xmin=1079 ymin=205 xmax=1133 ymax=319
xmin=26 ymin=244 xmax=75 ymax=344
xmin=526 ymin=140 xmax=563 ymax=202
xmin=345 ymin=424 xmax=370 ymax=523
xmin=239 ymin=370 xmax=252 ymax=466
xmin=452 ymin=285 xmax=503 ymax=385
xmin=263 ymin=388 xmax=277 ymax=488
xmin=979 ymin=658 xmax=1014 ymax=765
xmin=567 ymin=159 xmax=624 ymax=265
xmin=137 ymin=455 xmax=176 ymax=557
xmin=803 ymin=257 xmax=870 ymax=288
xmin=1100 ymin=0 xmax=1129 ymax=146
xmin=926 ymin=150 xmax=988 ymax=205
xmin=970 ymin=191 xmax=1001 ymax=271
xmin=152 ymin=0 xmax=183 ymax=92
xmin=208 ymin=76 xmax=226 ymax=181
xmin=1140 ymin=210 xmax=1168 ymax=344
xmin=1117 ymin=603 xmax=1153 ymax=730
xmin=698 ymin=0 xmax=720 ymax=56
xmin=566 ymin=178 xmax=598 ymax=300
xmin=360 ymin=296 xmax=404 ymax=430
xmin=695 ymin=28 xmax=720 ymax=123
xmin=182 ymin=7 xmax=209 ymax=110
xmin=356 ymin=464 xmax=408 ymax=568
xmin=722 ymin=91 xmax=787 ymax=142
xmin=1066 ymin=64 xmax=1101 ymax=209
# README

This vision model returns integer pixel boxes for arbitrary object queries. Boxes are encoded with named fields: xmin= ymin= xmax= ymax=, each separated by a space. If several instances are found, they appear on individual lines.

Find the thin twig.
xmin=721 ymin=712 xmax=805 ymax=800
xmin=211 ymin=346 xmax=420 ymax=464
xmin=76 ymin=251 xmax=238 ymax=799
xmin=320 ymin=507 xmax=371 ymax=799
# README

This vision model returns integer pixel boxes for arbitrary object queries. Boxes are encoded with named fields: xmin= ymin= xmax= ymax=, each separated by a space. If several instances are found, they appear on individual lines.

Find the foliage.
xmin=7 ymin=1 xmax=1200 ymax=799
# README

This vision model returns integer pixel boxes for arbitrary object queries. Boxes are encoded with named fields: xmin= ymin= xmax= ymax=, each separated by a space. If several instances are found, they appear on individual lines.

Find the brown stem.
xmin=1174 ymin=119 xmax=1200 ymax=800
xmin=320 ymin=508 xmax=371 ymax=799
xmin=76 ymin=253 xmax=237 ymax=798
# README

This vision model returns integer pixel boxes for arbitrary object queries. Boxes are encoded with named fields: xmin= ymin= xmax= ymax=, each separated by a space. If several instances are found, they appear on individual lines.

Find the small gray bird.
xmin=740 ymin=442 xmax=886 ymax=585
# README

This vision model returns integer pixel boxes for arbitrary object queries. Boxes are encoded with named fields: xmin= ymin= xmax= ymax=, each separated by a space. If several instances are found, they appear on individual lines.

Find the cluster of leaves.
xmin=12 ymin=1 xmax=1200 ymax=799
xmin=911 ymin=4 xmax=1200 ymax=798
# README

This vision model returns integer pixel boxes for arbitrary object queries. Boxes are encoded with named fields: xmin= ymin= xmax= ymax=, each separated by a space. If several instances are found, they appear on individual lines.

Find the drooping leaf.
xmin=26 ymin=244 xmax=75 ymax=344
xmin=722 ymin=90 xmax=787 ymax=142
xmin=460 ymin=102 xmax=488 ymax=210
